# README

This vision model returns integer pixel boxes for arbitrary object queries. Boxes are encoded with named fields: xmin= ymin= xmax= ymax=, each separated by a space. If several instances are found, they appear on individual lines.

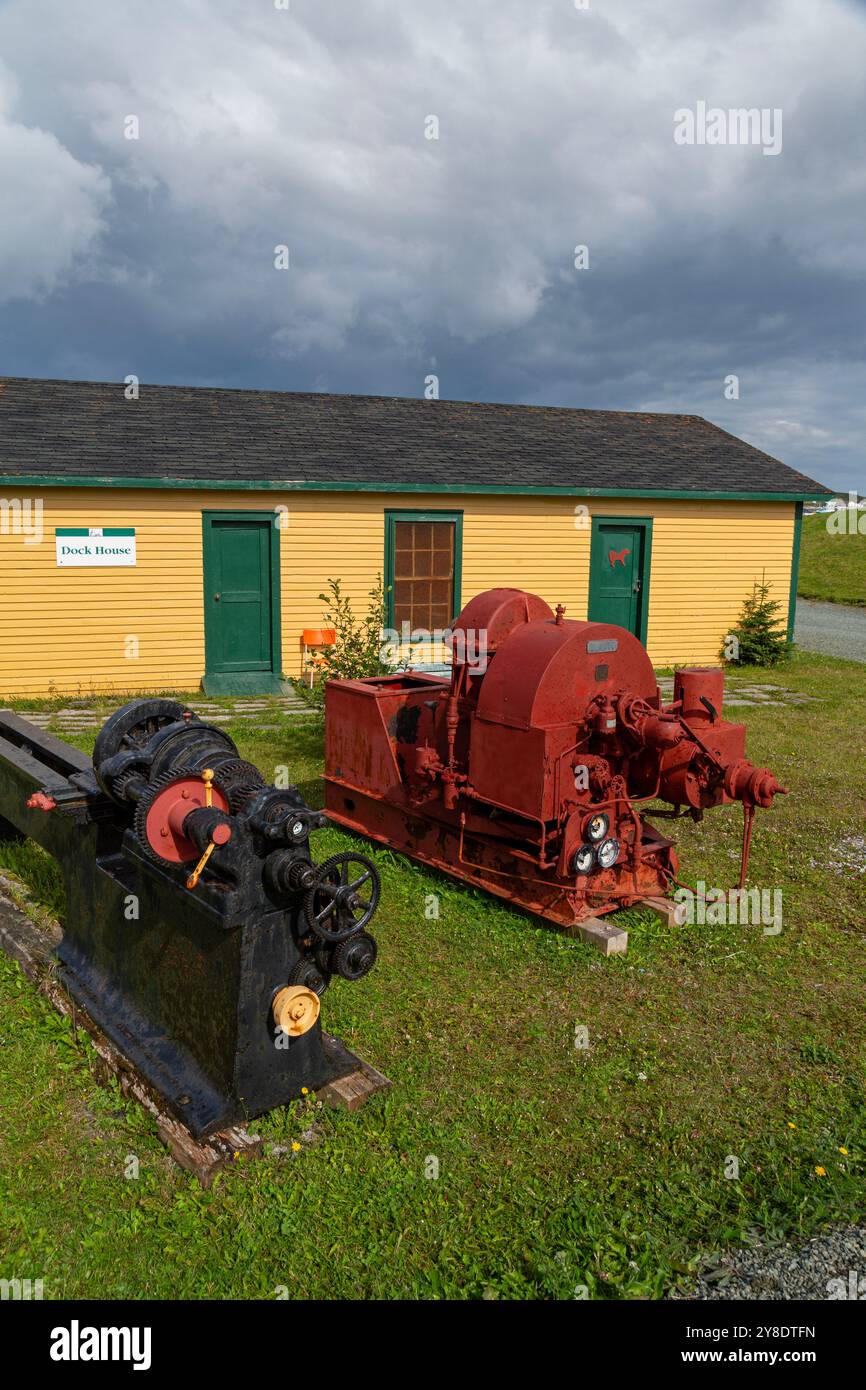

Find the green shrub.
xmin=723 ymin=572 xmax=790 ymax=666
xmin=294 ymin=576 xmax=392 ymax=704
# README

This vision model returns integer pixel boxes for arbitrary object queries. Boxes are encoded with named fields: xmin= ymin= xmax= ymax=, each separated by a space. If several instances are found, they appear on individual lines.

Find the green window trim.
xmin=384 ymin=509 xmax=463 ymax=635
xmin=587 ymin=515 xmax=653 ymax=645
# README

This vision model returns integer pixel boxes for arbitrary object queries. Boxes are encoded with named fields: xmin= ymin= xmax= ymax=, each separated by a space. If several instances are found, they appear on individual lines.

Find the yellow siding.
xmin=0 ymin=488 xmax=796 ymax=697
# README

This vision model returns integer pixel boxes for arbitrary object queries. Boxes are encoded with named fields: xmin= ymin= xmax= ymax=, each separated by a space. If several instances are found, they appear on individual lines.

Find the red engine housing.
xmin=324 ymin=588 xmax=785 ymax=930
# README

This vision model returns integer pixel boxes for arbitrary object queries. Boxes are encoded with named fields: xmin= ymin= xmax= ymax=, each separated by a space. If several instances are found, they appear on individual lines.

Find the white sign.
xmin=56 ymin=527 xmax=136 ymax=567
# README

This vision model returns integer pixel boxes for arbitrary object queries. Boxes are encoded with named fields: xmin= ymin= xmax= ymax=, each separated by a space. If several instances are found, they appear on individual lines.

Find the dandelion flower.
xmin=292 ymin=1140 xmax=302 ymax=1153
xmin=787 ymin=1122 xmax=796 ymax=1130
xmin=839 ymin=1146 xmax=849 ymax=1156
xmin=815 ymin=1166 xmax=826 ymax=1177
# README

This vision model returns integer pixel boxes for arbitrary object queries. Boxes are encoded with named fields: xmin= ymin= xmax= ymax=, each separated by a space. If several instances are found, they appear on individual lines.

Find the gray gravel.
xmin=678 ymin=1224 xmax=866 ymax=1300
xmin=795 ymin=599 xmax=866 ymax=663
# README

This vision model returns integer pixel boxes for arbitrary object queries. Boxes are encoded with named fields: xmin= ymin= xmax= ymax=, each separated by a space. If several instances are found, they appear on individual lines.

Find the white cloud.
xmin=0 ymin=63 xmax=109 ymax=302
xmin=0 ymin=0 xmax=863 ymax=486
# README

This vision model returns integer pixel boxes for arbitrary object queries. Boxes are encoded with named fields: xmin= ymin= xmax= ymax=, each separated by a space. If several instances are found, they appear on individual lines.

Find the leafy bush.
xmin=723 ymin=572 xmax=790 ymax=666
xmin=294 ymin=576 xmax=393 ymax=704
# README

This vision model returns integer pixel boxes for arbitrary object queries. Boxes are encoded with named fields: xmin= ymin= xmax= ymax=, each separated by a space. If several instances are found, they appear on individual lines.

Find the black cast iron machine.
xmin=0 ymin=699 xmax=381 ymax=1137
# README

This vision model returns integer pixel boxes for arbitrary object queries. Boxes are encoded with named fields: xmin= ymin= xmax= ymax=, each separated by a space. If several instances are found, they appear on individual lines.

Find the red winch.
xmin=324 ymin=588 xmax=787 ymax=931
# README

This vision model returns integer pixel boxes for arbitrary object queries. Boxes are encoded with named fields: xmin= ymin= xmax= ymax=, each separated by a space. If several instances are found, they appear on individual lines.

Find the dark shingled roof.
xmin=0 ymin=376 xmax=830 ymax=496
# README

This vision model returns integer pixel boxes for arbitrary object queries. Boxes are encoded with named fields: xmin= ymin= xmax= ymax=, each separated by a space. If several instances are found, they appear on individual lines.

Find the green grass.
xmin=1 ymin=656 xmax=865 ymax=1300
xmin=798 ymin=512 xmax=866 ymax=606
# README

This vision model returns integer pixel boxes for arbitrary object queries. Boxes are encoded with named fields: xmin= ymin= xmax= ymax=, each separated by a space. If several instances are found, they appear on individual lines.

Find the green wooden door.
xmin=588 ymin=518 xmax=651 ymax=641
xmin=202 ymin=514 xmax=282 ymax=693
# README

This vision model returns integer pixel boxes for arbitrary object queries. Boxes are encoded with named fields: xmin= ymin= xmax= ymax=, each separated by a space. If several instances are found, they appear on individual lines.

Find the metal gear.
xmin=107 ymin=766 xmax=146 ymax=803
xmin=288 ymin=956 xmax=331 ymax=996
xmin=210 ymin=758 xmax=267 ymax=813
xmin=133 ymin=767 xmax=230 ymax=865
xmin=302 ymin=852 xmax=381 ymax=943
xmin=93 ymin=698 xmax=189 ymax=799
xmin=331 ymin=932 xmax=378 ymax=981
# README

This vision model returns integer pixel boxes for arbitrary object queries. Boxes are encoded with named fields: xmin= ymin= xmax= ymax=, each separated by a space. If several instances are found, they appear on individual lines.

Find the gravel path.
xmin=795 ymin=599 xmax=866 ymax=663
xmin=678 ymin=1224 xmax=866 ymax=1300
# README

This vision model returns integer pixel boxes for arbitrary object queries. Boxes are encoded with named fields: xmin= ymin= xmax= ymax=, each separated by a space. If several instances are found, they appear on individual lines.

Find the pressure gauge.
xmin=586 ymin=812 xmax=609 ymax=843
xmin=597 ymin=837 xmax=620 ymax=870
xmin=572 ymin=844 xmax=596 ymax=875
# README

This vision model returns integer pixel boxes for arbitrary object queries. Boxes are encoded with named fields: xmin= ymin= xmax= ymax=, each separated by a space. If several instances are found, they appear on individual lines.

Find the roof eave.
xmin=0 ymin=474 xmax=831 ymax=502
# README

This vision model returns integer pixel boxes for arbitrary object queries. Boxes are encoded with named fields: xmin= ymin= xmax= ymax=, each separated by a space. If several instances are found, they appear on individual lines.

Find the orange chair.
xmin=301 ymin=628 xmax=336 ymax=686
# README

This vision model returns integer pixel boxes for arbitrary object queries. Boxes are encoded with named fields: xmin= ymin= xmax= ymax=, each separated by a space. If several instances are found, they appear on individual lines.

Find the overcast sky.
xmin=0 ymin=0 xmax=863 ymax=490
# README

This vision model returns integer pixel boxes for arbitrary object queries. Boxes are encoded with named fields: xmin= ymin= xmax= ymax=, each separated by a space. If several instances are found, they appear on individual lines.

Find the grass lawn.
xmin=1 ymin=654 xmax=865 ymax=1301
xmin=798 ymin=512 xmax=866 ymax=606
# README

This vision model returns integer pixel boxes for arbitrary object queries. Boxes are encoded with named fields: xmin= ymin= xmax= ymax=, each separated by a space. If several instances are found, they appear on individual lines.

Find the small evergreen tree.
xmin=723 ymin=572 xmax=790 ymax=666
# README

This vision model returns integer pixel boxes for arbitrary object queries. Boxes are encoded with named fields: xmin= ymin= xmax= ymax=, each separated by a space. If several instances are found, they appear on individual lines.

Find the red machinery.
xmin=324 ymin=588 xmax=786 ymax=930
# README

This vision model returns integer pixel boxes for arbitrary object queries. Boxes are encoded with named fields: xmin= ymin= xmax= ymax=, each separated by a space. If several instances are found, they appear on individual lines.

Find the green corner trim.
xmin=384 ymin=508 xmax=463 ymax=632
xmin=787 ymin=501 xmax=803 ymax=643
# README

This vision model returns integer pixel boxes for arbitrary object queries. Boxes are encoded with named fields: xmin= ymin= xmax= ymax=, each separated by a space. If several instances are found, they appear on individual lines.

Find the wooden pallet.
xmin=0 ymin=883 xmax=391 ymax=1186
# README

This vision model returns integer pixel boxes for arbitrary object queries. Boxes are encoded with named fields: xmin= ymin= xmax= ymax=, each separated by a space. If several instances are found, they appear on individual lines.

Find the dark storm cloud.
xmin=0 ymin=0 xmax=863 ymax=489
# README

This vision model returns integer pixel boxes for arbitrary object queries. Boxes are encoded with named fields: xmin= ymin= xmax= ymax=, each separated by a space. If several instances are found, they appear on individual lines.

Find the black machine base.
xmin=0 ymin=703 xmax=384 ymax=1141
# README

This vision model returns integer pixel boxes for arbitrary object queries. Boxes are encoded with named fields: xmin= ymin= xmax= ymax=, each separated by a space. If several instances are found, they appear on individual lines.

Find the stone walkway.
xmin=14 ymin=695 xmax=319 ymax=734
xmin=12 ymin=676 xmax=819 ymax=736
xmin=656 ymin=677 xmax=820 ymax=708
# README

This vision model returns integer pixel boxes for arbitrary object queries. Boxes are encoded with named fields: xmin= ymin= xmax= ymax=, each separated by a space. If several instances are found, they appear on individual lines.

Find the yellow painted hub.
xmin=272 ymin=985 xmax=320 ymax=1037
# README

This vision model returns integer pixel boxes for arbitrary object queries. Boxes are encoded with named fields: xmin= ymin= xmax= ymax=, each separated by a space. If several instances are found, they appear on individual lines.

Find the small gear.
xmin=332 ymin=933 xmax=377 ymax=981
xmin=108 ymin=765 xmax=146 ymax=803
xmin=288 ymin=956 xmax=331 ymax=996
xmin=210 ymin=758 xmax=267 ymax=813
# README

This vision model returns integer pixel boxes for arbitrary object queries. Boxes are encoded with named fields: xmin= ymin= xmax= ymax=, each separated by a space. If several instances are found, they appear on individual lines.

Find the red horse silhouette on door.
xmin=608 ymin=547 xmax=631 ymax=568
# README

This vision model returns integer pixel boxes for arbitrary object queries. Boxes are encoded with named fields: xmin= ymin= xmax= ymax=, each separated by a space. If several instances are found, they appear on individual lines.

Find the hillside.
xmin=798 ymin=511 xmax=866 ymax=606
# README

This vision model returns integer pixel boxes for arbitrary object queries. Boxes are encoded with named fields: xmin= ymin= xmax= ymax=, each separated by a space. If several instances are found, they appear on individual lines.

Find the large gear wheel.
xmin=133 ymin=768 xmax=231 ymax=865
xmin=303 ymin=852 xmax=381 ymax=943
xmin=93 ymin=698 xmax=189 ymax=799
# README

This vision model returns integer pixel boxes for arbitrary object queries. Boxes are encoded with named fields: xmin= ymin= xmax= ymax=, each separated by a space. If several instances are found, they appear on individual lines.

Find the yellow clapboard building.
xmin=0 ymin=377 xmax=829 ymax=698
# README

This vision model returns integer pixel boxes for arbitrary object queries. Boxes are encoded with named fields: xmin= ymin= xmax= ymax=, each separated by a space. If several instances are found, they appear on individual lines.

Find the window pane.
xmin=390 ymin=519 xmax=456 ymax=633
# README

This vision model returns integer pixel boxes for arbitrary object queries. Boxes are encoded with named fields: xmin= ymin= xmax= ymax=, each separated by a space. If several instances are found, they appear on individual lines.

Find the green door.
xmin=202 ymin=513 xmax=282 ymax=694
xmin=588 ymin=518 xmax=652 ymax=642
